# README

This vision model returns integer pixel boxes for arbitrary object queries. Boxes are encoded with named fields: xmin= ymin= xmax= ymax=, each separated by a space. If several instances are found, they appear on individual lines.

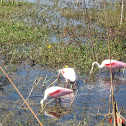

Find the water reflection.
xmin=0 ymin=76 xmax=10 ymax=94
xmin=0 ymin=76 xmax=9 ymax=86
xmin=41 ymin=104 xmax=73 ymax=119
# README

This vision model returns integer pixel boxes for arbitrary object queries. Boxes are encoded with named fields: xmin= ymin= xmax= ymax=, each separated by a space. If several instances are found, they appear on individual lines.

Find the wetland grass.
xmin=60 ymin=8 xmax=83 ymax=19
xmin=0 ymin=1 xmax=125 ymax=74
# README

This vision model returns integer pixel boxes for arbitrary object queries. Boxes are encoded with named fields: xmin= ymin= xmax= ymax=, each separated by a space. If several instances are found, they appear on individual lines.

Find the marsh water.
xmin=0 ymin=63 xmax=126 ymax=126
xmin=0 ymin=0 xmax=126 ymax=125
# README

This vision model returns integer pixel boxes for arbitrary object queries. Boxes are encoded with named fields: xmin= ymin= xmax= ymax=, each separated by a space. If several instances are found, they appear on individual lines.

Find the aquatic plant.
xmin=0 ymin=1 xmax=125 ymax=74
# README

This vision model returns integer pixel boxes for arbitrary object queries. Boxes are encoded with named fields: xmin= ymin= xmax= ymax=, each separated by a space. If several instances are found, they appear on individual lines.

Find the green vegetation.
xmin=0 ymin=1 xmax=126 ymax=73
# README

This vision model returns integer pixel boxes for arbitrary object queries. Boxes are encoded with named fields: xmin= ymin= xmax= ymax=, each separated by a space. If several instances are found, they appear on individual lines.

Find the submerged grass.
xmin=0 ymin=1 xmax=126 ymax=73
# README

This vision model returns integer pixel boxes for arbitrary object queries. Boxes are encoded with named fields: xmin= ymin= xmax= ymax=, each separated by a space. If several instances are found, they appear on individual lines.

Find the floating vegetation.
xmin=0 ymin=1 xmax=126 ymax=73
xmin=60 ymin=8 xmax=83 ymax=19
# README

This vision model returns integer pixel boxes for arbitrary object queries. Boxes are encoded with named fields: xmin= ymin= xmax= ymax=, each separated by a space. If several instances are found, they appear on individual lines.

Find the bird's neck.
xmin=43 ymin=93 xmax=48 ymax=101
xmin=93 ymin=62 xmax=102 ymax=68
xmin=41 ymin=93 xmax=48 ymax=105
xmin=90 ymin=62 xmax=102 ymax=73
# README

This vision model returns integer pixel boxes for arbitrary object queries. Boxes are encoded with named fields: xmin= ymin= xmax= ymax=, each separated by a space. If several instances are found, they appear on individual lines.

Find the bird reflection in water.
xmin=41 ymin=103 xmax=73 ymax=119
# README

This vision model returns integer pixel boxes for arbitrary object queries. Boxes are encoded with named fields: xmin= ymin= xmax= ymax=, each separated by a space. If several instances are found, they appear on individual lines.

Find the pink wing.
xmin=49 ymin=89 xmax=73 ymax=99
xmin=105 ymin=61 xmax=126 ymax=69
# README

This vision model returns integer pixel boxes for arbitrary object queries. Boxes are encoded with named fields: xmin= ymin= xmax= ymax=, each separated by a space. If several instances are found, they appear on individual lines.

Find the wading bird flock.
xmin=40 ymin=59 xmax=126 ymax=107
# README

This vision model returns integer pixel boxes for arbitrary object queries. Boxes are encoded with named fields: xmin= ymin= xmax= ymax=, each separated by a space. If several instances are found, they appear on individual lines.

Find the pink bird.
xmin=40 ymin=86 xmax=73 ymax=106
xmin=58 ymin=67 xmax=76 ymax=86
xmin=90 ymin=59 xmax=126 ymax=74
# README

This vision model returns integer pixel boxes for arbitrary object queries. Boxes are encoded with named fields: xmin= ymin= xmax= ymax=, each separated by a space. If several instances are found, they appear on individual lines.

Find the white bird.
xmin=58 ymin=67 xmax=76 ymax=86
xmin=40 ymin=86 xmax=73 ymax=107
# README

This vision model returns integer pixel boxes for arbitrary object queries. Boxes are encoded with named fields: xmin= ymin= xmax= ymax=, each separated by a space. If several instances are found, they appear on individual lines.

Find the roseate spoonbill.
xmin=90 ymin=59 xmax=126 ymax=74
xmin=58 ymin=67 xmax=76 ymax=86
xmin=40 ymin=86 xmax=73 ymax=107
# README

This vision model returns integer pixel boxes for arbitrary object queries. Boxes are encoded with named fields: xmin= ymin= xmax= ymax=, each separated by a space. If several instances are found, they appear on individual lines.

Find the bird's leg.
xmin=55 ymin=99 xmax=58 ymax=107
xmin=112 ymin=70 xmax=116 ymax=75
xmin=58 ymin=98 xmax=61 ymax=103
xmin=58 ymin=78 xmax=61 ymax=85
xmin=123 ymin=67 xmax=125 ymax=78
xmin=55 ymin=98 xmax=62 ymax=108
xmin=57 ymin=98 xmax=62 ymax=109
xmin=65 ymin=79 xmax=68 ymax=88
xmin=57 ymin=102 xmax=62 ymax=109
xmin=55 ymin=101 xmax=63 ymax=110
xmin=117 ymin=68 xmax=121 ymax=74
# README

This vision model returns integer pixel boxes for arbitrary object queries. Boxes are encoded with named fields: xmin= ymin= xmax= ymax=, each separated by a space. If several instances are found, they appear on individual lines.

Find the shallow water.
xmin=0 ymin=64 xmax=126 ymax=126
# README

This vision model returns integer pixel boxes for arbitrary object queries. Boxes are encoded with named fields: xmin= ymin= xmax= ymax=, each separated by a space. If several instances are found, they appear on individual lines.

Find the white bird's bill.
xmin=40 ymin=100 xmax=44 ymax=107
xmin=90 ymin=66 xmax=94 ymax=74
